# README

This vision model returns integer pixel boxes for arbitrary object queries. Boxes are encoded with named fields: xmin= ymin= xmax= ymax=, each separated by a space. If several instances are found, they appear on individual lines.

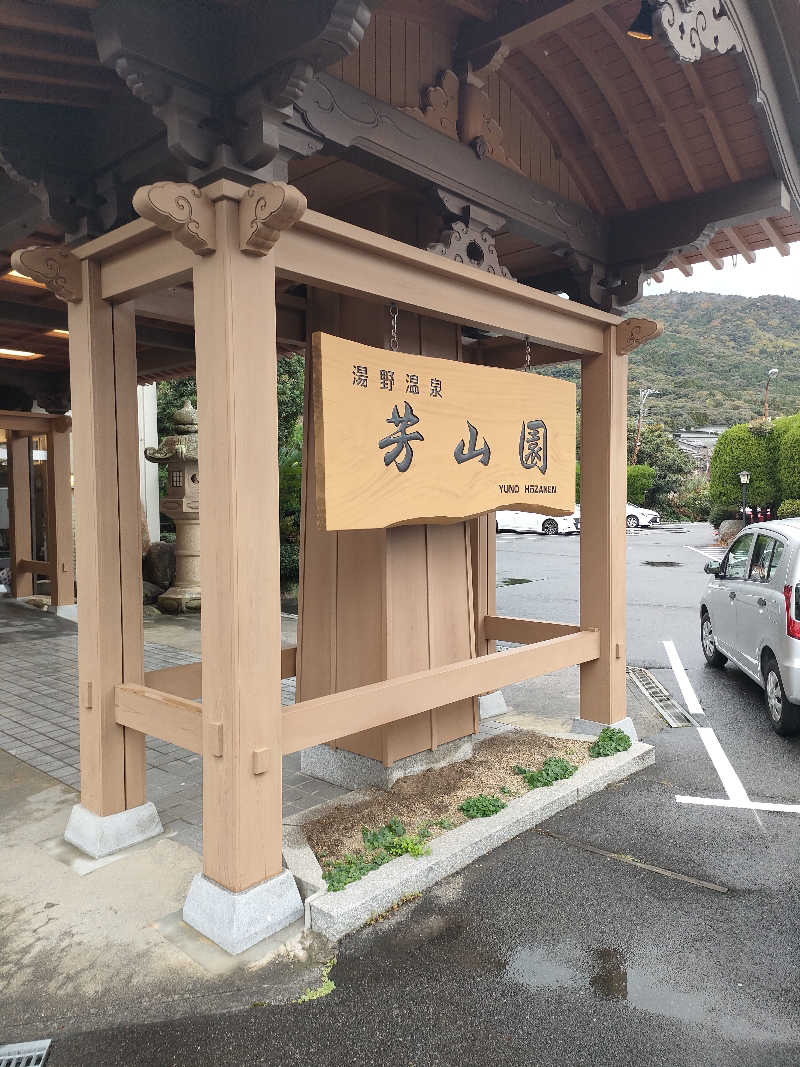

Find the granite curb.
xmin=285 ymin=741 xmax=654 ymax=941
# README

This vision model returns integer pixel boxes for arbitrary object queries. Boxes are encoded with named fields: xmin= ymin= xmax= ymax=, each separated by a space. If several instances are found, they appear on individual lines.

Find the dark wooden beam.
xmin=609 ymin=177 xmax=791 ymax=263
xmin=0 ymin=0 xmax=94 ymax=40
xmin=291 ymin=73 xmax=609 ymax=263
xmin=457 ymin=0 xmax=608 ymax=60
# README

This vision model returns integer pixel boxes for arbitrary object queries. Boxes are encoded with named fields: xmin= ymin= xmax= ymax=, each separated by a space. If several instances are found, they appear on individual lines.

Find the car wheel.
xmin=626 ymin=514 xmax=639 ymax=529
xmin=701 ymin=611 xmax=727 ymax=668
xmin=542 ymin=519 xmax=558 ymax=535
xmin=763 ymin=656 xmax=800 ymax=737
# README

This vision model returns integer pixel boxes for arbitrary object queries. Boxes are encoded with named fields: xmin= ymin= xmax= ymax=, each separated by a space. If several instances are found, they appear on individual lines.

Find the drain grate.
xmin=0 ymin=1041 xmax=51 ymax=1067
xmin=627 ymin=666 xmax=696 ymax=727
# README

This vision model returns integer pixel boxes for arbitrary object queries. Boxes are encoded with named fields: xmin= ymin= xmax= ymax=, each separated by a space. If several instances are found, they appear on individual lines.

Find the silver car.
xmin=701 ymin=519 xmax=800 ymax=736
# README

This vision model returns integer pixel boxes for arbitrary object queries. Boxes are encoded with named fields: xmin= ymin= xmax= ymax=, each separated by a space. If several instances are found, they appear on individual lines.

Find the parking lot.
xmin=53 ymin=520 xmax=800 ymax=1065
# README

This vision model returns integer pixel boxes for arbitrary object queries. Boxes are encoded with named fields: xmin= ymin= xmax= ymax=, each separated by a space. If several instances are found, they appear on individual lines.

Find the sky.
xmin=644 ymin=244 xmax=799 ymax=299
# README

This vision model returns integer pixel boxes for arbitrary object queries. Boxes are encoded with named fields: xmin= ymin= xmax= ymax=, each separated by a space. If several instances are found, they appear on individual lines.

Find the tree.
xmin=709 ymin=423 xmax=776 ymax=511
xmin=277 ymin=353 xmax=304 ymax=452
xmin=627 ymin=464 xmax=656 ymax=506
xmin=626 ymin=420 xmax=693 ymax=518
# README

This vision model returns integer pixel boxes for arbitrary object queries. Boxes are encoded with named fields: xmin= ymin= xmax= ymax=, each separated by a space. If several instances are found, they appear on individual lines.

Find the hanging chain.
xmin=524 ymin=336 xmax=531 ymax=372
xmin=388 ymin=303 xmax=399 ymax=351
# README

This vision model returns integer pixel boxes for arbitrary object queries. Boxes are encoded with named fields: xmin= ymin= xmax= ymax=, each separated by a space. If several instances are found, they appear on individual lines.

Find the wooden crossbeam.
xmin=281 ymin=629 xmax=600 ymax=754
xmin=142 ymin=647 xmax=298 ymax=701
xmin=17 ymin=558 xmax=54 ymax=577
xmin=117 ymin=631 xmax=598 ymax=756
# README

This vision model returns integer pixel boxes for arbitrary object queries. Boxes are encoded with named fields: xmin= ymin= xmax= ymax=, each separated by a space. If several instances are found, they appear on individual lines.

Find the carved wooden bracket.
xmin=405 ymin=67 xmax=522 ymax=175
xmin=429 ymin=220 xmax=512 ymax=279
xmin=132 ymin=182 xmax=216 ymax=255
xmin=10 ymin=246 xmax=82 ymax=303
xmin=616 ymin=318 xmax=664 ymax=355
xmin=239 ymin=182 xmax=307 ymax=255
xmin=404 ymin=70 xmax=459 ymax=140
xmin=655 ymin=1 xmax=742 ymax=63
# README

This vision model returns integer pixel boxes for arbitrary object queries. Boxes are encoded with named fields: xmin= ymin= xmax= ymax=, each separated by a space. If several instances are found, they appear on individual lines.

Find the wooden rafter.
xmin=682 ymin=64 xmax=742 ymax=184
xmin=700 ymin=244 xmax=723 ymax=270
xmin=760 ymin=217 xmax=790 ymax=256
xmin=562 ymin=30 xmax=671 ymax=202
xmin=0 ymin=0 xmax=93 ymax=39
xmin=500 ymin=56 xmax=607 ymax=214
xmin=0 ymin=55 xmax=116 ymax=90
xmin=0 ymin=78 xmax=107 ymax=108
xmin=594 ymin=8 xmax=704 ymax=195
xmin=0 ymin=31 xmax=101 ymax=66
xmin=723 ymin=226 xmax=756 ymax=264
xmin=530 ymin=46 xmax=639 ymax=211
xmin=671 ymin=253 xmax=693 ymax=277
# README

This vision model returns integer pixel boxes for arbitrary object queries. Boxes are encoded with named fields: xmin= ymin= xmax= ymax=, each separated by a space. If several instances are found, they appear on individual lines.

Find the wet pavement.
xmin=45 ymin=523 xmax=800 ymax=1065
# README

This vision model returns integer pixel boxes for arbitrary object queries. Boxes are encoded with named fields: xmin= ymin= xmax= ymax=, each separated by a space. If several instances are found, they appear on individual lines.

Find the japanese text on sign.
xmin=313 ymin=332 xmax=575 ymax=531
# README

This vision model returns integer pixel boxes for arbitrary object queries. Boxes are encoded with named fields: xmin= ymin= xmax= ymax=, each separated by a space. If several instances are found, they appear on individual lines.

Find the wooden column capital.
xmin=10 ymin=246 xmax=82 ymax=303
xmin=132 ymin=181 xmax=216 ymax=256
xmin=239 ymin=182 xmax=307 ymax=256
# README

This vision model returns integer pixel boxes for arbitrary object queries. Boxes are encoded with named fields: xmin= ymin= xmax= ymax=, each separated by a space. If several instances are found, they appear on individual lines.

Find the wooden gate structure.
xmin=1 ymin=0 xmax=799 ymax=952
xmin=1 ymin=409 xmax=73 ymax=606
xmin=12 ymin=182 xmax=651 ymax=940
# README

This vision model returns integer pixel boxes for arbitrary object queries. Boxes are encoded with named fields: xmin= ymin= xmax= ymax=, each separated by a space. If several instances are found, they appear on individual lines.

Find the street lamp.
xmin=763 ymin=367 xmax=779 ymax=419
xmin=739 ymin=469 xmax=751 ymax=523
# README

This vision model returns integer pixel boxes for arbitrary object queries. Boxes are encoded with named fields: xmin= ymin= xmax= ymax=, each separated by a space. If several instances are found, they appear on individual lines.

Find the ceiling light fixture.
xmin=46 ymin=328 xmax=69 ymax=338
xmin=0 ymin=347 xmax=45 ymax=360
xmin=627 ymin=0 xmax=654 ymax=40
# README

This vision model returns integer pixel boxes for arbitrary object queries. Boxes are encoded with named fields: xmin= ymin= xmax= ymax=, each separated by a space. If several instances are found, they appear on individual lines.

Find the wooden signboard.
xmin=312 ymin=332 xmax=576 ymax=530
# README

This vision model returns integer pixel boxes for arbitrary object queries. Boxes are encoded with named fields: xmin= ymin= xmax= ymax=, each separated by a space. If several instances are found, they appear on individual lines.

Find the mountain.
xmin=540 ymin=291 xmax=800 ymax=430
xmin=626 ymin=292 xmax=800 ymax=429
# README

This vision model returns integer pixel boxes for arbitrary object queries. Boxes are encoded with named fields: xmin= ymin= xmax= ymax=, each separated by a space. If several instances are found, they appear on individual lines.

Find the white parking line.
xmin=675 ymin=796 xmax=800 ymax=814
xmin=665 ymin=640 xmax=800 ymax=815
xmin=663 ymin=640 xmax=706 ymax=718
xmin=684 ymin=545 xmax=722 ymax=561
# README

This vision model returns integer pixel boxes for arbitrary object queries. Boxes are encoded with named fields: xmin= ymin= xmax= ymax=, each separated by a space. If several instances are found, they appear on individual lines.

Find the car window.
xmin=724 ymin=533 xmax=754 ymax=579
xmin=767 ymin=539 xmax=785 ymax=582
xmin=748 ymin=534 xmax=775 ymax=582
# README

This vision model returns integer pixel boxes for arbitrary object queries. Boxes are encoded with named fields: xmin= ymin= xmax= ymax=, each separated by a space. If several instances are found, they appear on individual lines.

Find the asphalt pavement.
xmin=48 ymin=523 xmax=800 ymax=1066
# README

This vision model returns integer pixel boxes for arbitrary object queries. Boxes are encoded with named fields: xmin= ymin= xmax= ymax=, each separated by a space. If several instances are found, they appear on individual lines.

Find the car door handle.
xmin=729 ymin=591 xmax=736 ymax=600
xmin=758 ymin=597 xmax=767 ymax=607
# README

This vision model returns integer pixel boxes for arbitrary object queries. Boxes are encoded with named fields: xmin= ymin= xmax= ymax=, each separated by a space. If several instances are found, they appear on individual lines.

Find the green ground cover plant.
xmin=588 ymin=727 xmax=632 ymax=757
xmin=322 ymin=818 xmax=430 ymax=892
xmin=458 ymin=794 xmax=506 ymax=819
xmin=513 ymin=756 xmax=577 ymax=789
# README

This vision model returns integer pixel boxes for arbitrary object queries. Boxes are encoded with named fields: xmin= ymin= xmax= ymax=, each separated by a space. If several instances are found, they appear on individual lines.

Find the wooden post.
xmin=7 ymin=431 xmax=33 ymax=598
xmin=192 ymin=188 xmax=285 ymax=891
xmin=579 ymin=326 xmax=628 ymax=725
xmin=45 ymin=420 xmax=75 ymax=607
xmin=68 ymin=264 xmax=145 ymax=814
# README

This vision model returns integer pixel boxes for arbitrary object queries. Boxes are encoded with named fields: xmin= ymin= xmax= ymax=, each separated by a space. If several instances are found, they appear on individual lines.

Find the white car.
xmin=626 ymin=503 xmax=660 ymax=529
xmin=496 ymin=509 xmax=580 ymax=535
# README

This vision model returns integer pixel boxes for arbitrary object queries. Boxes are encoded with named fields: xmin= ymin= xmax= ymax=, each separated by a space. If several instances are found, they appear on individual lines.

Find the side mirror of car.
xmin=704 ymin=561 xmax=721 ymax=576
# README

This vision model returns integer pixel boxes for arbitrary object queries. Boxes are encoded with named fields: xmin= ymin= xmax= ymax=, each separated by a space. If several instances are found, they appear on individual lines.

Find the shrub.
xmin=709 ymin=423 xmax=776 ymax=511
xmin=627 ymin=464 xmax=656 ymax=506
xmin=708 ymin=504 xmax=737 ymax=529
xmin=458 ymin=794 xmax=506 ymax=819
xmin=280 ymin=543 xmax=299 ymax=585
xmin=777 ymin=500 xmax=800 ymax=519
xmin=778 ymin=425 xmax=800 ymax=503
xmin=671 ymin=474 xmax=711 ymax=522
xmin=589 ymin=727 xmax=632 ymax=758
xmin=513 ymin=756 xmax=577 ymax=789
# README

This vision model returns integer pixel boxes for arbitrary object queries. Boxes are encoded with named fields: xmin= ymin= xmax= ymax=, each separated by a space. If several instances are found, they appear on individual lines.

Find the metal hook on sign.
xmin=388 ymin=303 xmax=399 ymax=352
xmin=524 ymin=336 xmax=532 ymax=372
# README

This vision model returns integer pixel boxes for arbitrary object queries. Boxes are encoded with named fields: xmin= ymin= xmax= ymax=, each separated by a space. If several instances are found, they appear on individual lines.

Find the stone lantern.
xmin=144 ymin=400 xmax=201 ymax=614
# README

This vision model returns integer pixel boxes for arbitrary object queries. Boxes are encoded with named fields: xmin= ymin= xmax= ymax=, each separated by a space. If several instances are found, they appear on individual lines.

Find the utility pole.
xmin=631 ymin=387 xmax=659 ymax=465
